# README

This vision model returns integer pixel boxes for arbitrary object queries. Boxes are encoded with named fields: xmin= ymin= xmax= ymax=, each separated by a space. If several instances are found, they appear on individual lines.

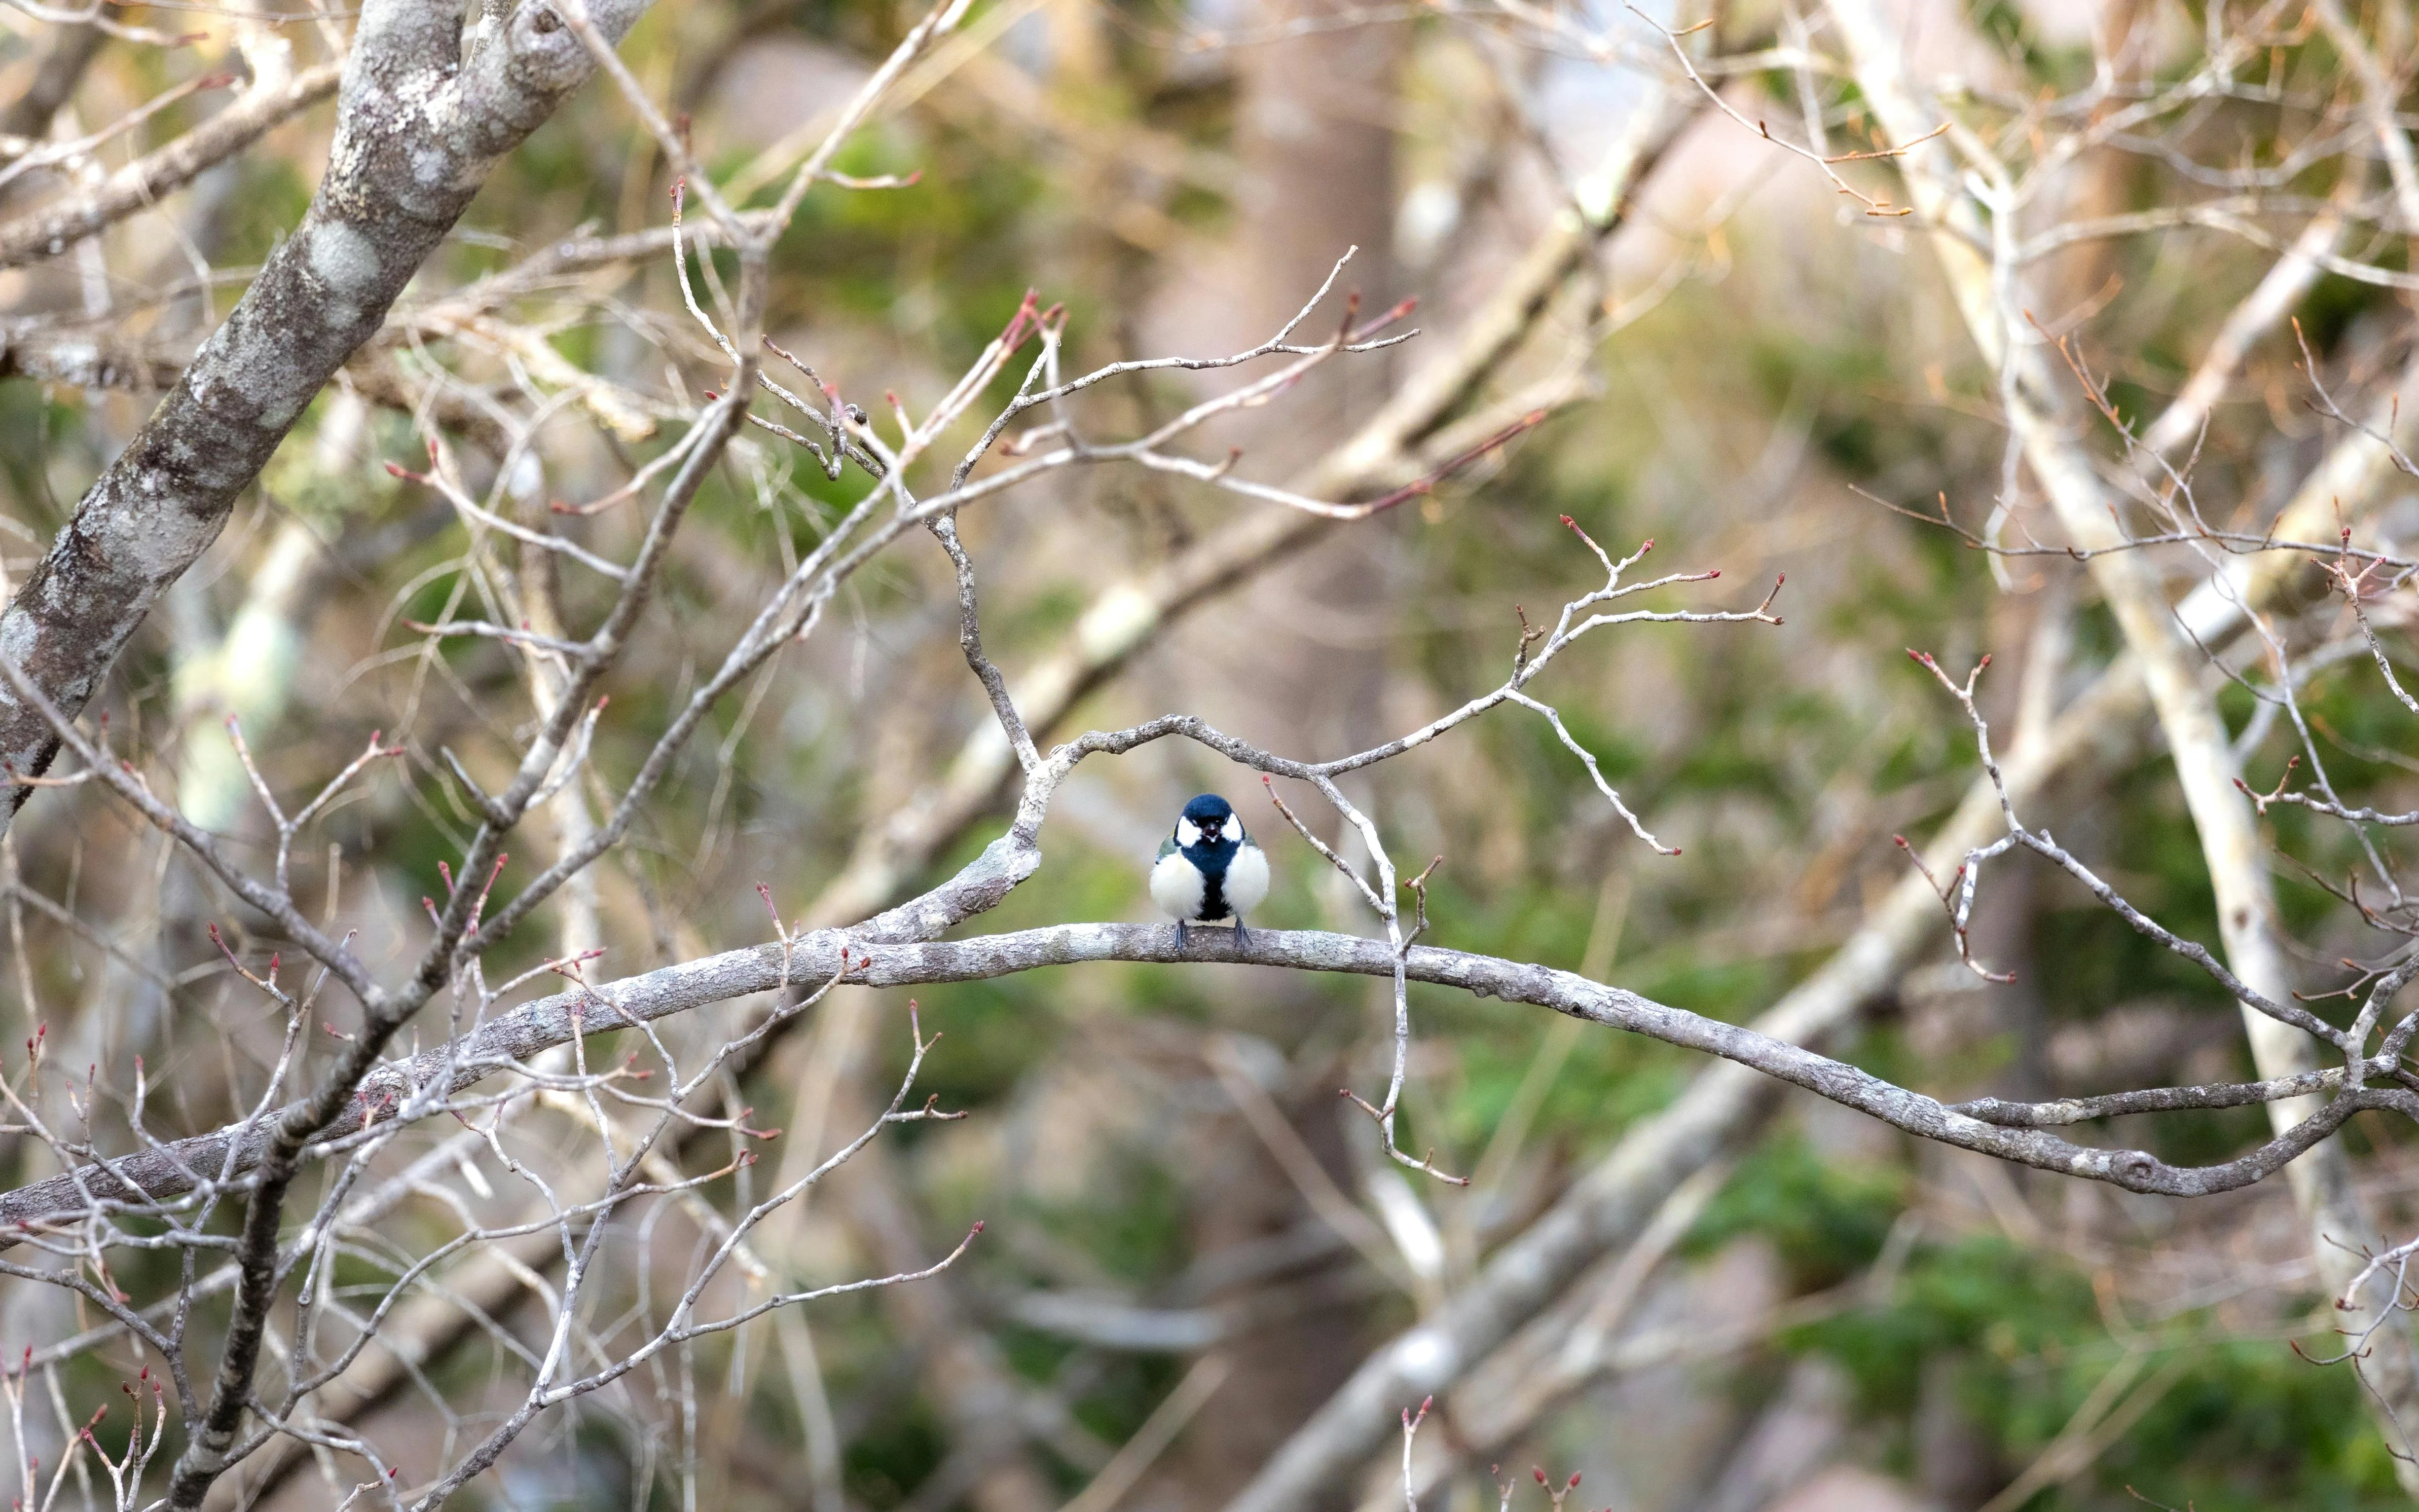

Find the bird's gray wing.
xmin=1156 ymin=833 xmax=1178 ymax=861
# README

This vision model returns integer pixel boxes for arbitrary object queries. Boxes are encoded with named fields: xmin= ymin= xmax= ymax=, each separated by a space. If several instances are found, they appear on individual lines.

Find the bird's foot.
xmin=1233 ymin=918 xmax=1251 ymax=951
xmin=1177 ymin=919 xmax=1189 ymax=952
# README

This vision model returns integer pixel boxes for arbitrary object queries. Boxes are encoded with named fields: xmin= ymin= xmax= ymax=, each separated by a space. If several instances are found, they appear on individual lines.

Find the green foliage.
xmin=1967 ymin=0 xmax=2093 ymax=83
xmin=209 ymin=155 xmax=315 ymax=271
xmin=0 ymin=384 xmax=83 ymax=526
xmin=843 ymin=1390 xmax=950 ymax=1507
xmin=1666 ymin=1141 xmax=2416 ymax=1509
xmin=1689 ymin=1135 xmax=1902 ymax=1290
xmin=1802 ymin=1232 xmax=2408 ymax=1509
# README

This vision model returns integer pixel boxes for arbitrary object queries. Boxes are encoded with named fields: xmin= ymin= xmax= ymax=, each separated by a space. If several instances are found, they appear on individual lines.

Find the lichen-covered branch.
xmin=0 ymin=0 xmax=655 ymax=829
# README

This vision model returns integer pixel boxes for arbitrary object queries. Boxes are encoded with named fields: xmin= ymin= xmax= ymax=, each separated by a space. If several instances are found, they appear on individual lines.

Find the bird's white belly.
xmin=1223 ymin=843 xmax=1270 ymax=918
xmin=1151 ymin=851 xmax=1206 ymax=919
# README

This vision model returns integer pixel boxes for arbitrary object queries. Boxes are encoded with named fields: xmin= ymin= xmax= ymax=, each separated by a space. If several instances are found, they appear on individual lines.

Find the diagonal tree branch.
xmin=0 ymin=0 xmax=660 ymax=833
xmin=0 ymin=62 xmax=343 ymax=269
xmin=1826 ymin=0 xmax=2419 ymax=1482
xmin=1214 ymin=211 xmax=2419 ymax=1512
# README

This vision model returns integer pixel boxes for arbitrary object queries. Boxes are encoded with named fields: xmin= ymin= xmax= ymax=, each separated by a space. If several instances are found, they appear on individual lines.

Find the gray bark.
xmin=0 ymin=63 xmax=342 ymax=269
xmin=6 ymin=879 xmax=2385 ymax=1243
xmin=0 ymin=0 xmax=648 ymax=825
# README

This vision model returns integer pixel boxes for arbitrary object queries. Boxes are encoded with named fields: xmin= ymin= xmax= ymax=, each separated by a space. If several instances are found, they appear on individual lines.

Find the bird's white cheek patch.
xmin=1175 ymin=818 xmax=1201 ymax=847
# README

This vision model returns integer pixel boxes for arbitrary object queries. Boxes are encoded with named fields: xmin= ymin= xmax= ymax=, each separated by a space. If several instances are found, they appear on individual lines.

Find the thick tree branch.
xmin=1829 ymin=0 xmax=2419 ymax=1478
xmin=1214 ymin=128 xmax=2419 ymax=1512
xmin=0 ymin=0 xmax=656 ymax=834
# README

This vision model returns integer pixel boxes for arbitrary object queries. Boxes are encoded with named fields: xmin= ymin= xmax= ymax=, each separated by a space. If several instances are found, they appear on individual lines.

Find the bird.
xmin=1152 ymin=792 xmax=1270 ymax=950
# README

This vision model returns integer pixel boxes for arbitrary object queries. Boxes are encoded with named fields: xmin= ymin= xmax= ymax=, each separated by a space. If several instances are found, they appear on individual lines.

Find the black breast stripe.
xmin=1184 ymin=838 xmax=1238 ymax=921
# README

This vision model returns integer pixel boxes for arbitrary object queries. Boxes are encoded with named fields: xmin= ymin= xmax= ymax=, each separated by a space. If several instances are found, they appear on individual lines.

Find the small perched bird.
xmin=1152 ymin=793 xmax=1270 ymax=949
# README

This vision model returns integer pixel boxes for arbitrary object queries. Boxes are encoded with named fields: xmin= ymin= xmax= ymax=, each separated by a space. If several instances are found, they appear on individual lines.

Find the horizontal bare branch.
xmin=4 ymin=907 xmax=2393 ymax=1245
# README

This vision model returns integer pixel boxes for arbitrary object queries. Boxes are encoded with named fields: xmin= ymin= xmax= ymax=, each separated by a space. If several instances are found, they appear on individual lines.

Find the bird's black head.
xmin=1179 ymin=792 xmax=1236 ymax=848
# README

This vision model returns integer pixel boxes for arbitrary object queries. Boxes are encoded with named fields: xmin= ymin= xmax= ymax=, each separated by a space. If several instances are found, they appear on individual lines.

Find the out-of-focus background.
xmin=8 ymin=0 xmax=2419 ymax=1506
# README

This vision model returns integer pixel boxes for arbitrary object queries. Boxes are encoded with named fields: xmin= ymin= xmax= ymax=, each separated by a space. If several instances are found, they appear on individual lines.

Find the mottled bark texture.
xmin=0 ymin=0 xmax=648 ymax=826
